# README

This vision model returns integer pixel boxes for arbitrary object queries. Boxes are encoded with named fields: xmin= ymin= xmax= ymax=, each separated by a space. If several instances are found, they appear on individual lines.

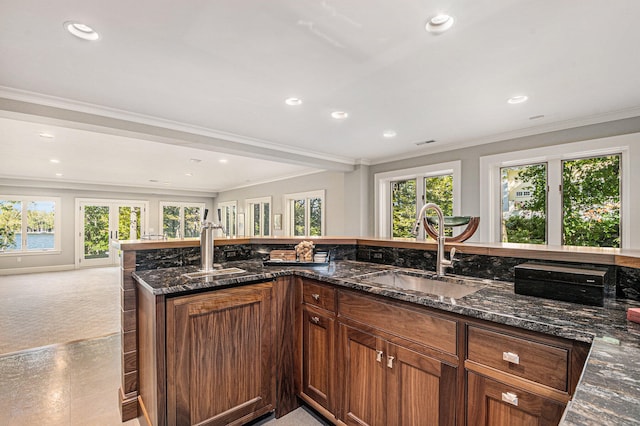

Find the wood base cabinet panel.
xmin=467 ymin=372 xmax=565 ymax=426
xmin=339 ymin=324 xmax=456 ymax=426
xmin=301 ymin=304 xmax=336 ymax=414
xmin=166 ymin=283 xmax=275 ymax=426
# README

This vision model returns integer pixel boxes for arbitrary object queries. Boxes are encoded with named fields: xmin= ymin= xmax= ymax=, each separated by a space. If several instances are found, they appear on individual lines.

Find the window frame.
xmin=246 ymin=197 xmax=272 ymax=237
xmin=375 ymin=161 xmax=461 ymax=239
xmin=283 ymin=190 xmax=325 ymax=237
xmin=158 ymin=201 xmax=205 ymax=239
xmin=0 ymin=195 xmax=61 ymax=255
xmin=218 ymin=201 xmax=238 ymax=237
xmin=480 ymin=138 xmax=630 ymax=247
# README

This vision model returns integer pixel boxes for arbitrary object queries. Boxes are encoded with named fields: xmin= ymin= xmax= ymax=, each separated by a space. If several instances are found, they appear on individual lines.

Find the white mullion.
xmin=547 ymin=159 xmax=562 ymax=245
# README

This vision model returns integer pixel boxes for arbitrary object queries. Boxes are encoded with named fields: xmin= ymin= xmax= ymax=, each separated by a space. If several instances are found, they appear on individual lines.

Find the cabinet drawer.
xmin=338 ymin=291 xmax=457 ymax=355
xmin=467 ymin=326 xmax=569 ymax=391
xmin=303 ymin=280 xmax=336 ymax=312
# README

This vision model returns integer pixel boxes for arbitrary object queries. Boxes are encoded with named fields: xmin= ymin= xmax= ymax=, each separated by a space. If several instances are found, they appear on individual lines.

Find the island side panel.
xmin=137 ymin=280 xmax=167 ymax=426
xmin=120 ymin=250 xmax=138 ymax=421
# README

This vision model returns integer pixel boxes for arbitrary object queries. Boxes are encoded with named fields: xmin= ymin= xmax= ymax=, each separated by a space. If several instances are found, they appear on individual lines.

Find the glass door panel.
xmin=118 ymin=206 xmax=142 ymax=240
xmin=79 ymin=201 xmax=146 ymax=267
xmin=83 ymin=205 xmax=110 ymax=265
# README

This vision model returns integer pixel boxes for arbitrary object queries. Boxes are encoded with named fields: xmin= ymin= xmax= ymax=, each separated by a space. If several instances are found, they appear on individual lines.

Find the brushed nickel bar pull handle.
xmin=502 ymin=392 xmax=519 ymax=406
xmin=376 ymin=350 xmax=383 ymax=363
xmin=387 ymin=356 xmax=395 ymax=368
xmin=310 ymin=316 xmax=320 ymax=324
xmin=311 ymin=293 xmax=320 ymax=301
xmin=502 ymin=351 xmax=520 ymax=364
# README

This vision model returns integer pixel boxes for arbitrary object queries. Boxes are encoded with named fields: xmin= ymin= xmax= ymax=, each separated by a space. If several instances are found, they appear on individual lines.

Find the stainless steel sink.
xmin=361 ymin=271 xmax=485 ymax=299
xmin=182 ymin=267 xmax=246 ymax=279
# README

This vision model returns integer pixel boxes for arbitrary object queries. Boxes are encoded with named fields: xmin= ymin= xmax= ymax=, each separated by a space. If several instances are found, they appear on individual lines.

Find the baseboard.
xmin=0 ymin=264 xmax=76 ymax=276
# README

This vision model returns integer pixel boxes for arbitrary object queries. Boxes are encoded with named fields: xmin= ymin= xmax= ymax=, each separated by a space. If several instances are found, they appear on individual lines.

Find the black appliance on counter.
xmin=514 ymin=262 xmax=609 ymax=306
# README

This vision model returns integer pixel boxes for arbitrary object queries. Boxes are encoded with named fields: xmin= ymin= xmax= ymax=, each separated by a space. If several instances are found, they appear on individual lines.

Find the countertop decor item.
xmin=423 ymin=215 xmax=479 ymax=242
xmin=295 ymin=240 xmax=315 ymax=262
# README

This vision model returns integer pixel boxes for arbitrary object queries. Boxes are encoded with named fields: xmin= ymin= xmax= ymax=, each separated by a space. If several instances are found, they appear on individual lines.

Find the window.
xmin=376 ymin=161 xmax=461 ymax=239
xmin=501 ymin=163 xmax=547 ymax=244
xmin=218 ymin=201 xmax=238 ymax=237
xmin=284 ymin=190 xmax=325 ymax=236
xmin=246 ymin=197 xmax=271 ymax=237
xmin=159 ymin=202 xmax=205 ymax=238
xmin=480 ymin=138 xmax=629 ymax=248
xmin=0 ymin=196 xmax=60 ymax=253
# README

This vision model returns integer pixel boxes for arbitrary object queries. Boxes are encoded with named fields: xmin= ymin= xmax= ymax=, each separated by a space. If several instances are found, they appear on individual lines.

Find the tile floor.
xmin=0 ymin=267 xmax=327 ymax=426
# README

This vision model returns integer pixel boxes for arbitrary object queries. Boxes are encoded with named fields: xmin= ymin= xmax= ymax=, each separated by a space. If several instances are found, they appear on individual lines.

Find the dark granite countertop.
xmin=133 ymin=260 xmax=640 ymax=426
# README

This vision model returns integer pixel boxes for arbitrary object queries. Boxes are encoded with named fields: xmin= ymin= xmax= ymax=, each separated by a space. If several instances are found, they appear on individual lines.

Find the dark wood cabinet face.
xmin=167 ymin=283 xmax=274 ymax=426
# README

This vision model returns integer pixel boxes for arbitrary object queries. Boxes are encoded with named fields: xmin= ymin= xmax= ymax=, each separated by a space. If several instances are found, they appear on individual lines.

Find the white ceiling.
xmin=1 ymin=0 xmax=639 ymax=193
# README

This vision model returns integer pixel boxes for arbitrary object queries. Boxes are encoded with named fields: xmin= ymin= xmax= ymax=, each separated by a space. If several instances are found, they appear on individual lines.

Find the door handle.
xmin=502 ymin=351 xmax=520 ymax=364
xmin=387 ymin=356 xmax=395 ymax=369
xmin=376 ymin=350 xmax=383 ymax=363
xmin=502 ymin=392 xmax=519 ymax=406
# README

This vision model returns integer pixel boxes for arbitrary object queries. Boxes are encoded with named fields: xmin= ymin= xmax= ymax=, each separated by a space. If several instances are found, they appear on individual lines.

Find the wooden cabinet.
xmin=339 ymin=323 xmax=457 ymax=426
xmin=292 ymin=278 xmax=589 ymax=426
xmin=467 ymin=372 xmax=565 ymax=426
xmin=298 ymin=279 xmax=337 ymax=418
xmin=465 ymin=324 xmax=589 ymax=426
xmin=166 ymin=282 xmax=275 ymax=426
xmin=337 ymin=289 xmax=459 ymax=426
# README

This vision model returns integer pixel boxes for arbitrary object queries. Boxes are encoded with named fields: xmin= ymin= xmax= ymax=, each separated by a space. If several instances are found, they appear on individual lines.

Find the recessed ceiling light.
xmin=185 ymin=172 xmax=193 ymax=177
xmin=163 ymin=182 xmax=171 ymax=186
xmin=426 ymin=14 xmax=454 ymax=34
xmin=39 ymin=132 xmax=55 ymax=139
xmin=331 ymin=111 xmax=349 ymax=120
xmin=383 ymin=130 xmax=397 ymax=138
xmin=55 ymin=173 xmax=63 ymax=177
xmin=219 ymin=159 xmax=228 ymax=164
xmin=189 ymin=158 xmax=202 ymax=163
xmin=49 ymin=159 xmax=60 ymax=164
xmin=285 ymin=97 xmax=302 ymax=106
xmin=508 ymin=95 xmax=529 ymax=104
xmin=64 ymin=21 xmax=100 ymax=41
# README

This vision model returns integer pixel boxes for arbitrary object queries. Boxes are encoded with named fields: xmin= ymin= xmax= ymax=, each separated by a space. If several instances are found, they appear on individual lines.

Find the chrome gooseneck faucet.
xmin=412 ymin=203 xmax=456 ymax=277
xmin=200 ymin=208 xmax=224 ymax=272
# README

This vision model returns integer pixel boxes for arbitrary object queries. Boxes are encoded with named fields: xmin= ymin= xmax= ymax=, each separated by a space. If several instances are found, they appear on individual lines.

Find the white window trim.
xmin=283 ymin=190 xmax=325 ymax=237
xmin=246 ymin=196 xmax=272 ymax=237
xmin=479 ymin=136 xmax=631 ymax=247
xmin=218 ymin=201 xmax=238 ymax=237
xmin=0 ymin=196 xmax=61 ymax=255
xmin=159 ymin=201 xmax=205 ymax=238
xmin=374 ymin=161 xmax=461 ymax=239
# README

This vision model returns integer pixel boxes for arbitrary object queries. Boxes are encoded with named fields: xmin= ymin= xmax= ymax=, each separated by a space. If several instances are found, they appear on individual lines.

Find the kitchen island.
xmin=132 ymin=258 xmax=640 ymax=426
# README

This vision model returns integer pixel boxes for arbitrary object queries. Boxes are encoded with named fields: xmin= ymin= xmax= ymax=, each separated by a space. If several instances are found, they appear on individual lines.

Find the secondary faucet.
xmin=200 ymin=208 xmax=225 ymax=272
xmin=412 ymin=203 xmax=456 ymax=277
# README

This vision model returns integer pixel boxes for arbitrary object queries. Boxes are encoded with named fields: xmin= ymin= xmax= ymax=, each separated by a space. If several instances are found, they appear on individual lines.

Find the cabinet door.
xmin=301 ymin=305 xmax=335 ymax=413
xmin=339 ymin=324 xmax=386 ymax=426
xmin=467 ymin=372 xmax=565 ymax=426
xmin=167 ymin=283 xmax=274 ymax=426
xmin=387 ymin=344 xmax=457 ymax=426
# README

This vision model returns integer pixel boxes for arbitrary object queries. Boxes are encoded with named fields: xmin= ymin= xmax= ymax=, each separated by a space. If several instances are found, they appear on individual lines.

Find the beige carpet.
xmin=0 ymin=267 xmax=121 ymax=355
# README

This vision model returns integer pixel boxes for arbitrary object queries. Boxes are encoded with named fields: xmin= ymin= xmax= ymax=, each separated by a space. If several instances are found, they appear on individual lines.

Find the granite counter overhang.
xmin=133 ymin=260 xmax=640 ymax=426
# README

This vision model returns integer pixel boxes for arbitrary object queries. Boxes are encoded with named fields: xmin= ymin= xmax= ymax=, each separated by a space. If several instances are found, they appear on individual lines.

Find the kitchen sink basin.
xmin=182 ymin=267 xmax=246 ymax=279
xmin=361 ymin=271 xmax=485 ymax=299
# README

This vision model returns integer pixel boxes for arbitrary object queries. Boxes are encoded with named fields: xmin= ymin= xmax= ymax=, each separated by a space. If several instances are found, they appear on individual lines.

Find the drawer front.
xmin=338 ymin=291 xmax=457 ymax=355
xmin=303 ymin=280 xmax=336 ymax=312
xmin=467 ymin=326 xmax=569 ymax=391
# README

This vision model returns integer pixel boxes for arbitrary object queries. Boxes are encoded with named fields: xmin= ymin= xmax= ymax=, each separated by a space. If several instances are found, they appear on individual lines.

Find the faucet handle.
xmin=450 ymin=247 xmax=456 ymax=259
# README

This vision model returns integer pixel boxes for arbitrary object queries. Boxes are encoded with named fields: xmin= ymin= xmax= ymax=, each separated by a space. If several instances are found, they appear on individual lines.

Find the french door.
xmin=76 ymin=199 xmax=147 ymax=267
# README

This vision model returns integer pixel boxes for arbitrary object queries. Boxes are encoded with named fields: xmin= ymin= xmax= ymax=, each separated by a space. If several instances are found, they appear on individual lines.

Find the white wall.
xmin=0 ymin=183 xmax=214 ymax=273
xmin=368 ymin=116 xmax=640 ymax=246
xmin=215 ymin=171 xmax=348 ymax=236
